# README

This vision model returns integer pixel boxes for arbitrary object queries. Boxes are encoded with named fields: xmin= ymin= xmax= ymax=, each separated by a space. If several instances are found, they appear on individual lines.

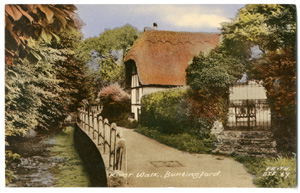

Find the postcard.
xmin=4 ymin=3 xmax=297 ymax=189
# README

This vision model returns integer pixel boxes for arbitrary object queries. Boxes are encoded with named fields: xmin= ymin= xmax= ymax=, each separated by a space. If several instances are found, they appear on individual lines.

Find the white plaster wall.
xmin=255 ymin=104 xmax=271 ymax=127
xmin=131 ymin=104 xmax=140 ymax=120
xmin=131 ymin=88 xmax=136 ymax=105
xmin=230 ymin=81 xmax=267 ymax=100
xmin=142 ymin=87 xmax=169 ymax=96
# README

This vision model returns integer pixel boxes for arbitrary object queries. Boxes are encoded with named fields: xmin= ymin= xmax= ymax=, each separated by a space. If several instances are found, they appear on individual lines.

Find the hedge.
xmin=141 ymin=87 xmax=214 ymax=137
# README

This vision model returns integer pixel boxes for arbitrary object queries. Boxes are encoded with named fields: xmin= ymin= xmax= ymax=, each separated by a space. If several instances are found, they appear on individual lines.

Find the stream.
xmin=6 ymin=125 xmax=90 ymax=187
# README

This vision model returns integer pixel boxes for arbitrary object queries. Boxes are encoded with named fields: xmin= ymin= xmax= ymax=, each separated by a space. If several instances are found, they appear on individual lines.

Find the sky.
xmin=75 ymin=4 xmax=245 ymax=39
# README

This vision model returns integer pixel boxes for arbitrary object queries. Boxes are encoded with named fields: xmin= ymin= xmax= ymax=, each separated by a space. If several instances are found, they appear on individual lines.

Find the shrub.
xmin=97 ymin=83 xmax=134 ymax=127
xmin=141 ymin=88 xmax=188 ymax=134
xmin=98 ymin=83 xmax=130 ymax=103
xmin=140 ymin=87 xmax=218 ymax=152
xmin=141 ymin=87 xmax=217 ymax=135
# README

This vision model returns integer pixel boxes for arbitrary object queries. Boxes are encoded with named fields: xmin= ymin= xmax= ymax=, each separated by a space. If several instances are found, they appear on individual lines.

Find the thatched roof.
xmin=124 ymin=30 xmax=221 ymax=86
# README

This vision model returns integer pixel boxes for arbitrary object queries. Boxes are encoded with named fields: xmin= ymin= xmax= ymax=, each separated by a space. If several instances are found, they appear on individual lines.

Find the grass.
xmin=50 ymin=125 xmax=91 ymax=187
xmin=135 ymin=126 xmax=215 ymax=154
xmin=232 ymin=155 xmax=297 ymax=188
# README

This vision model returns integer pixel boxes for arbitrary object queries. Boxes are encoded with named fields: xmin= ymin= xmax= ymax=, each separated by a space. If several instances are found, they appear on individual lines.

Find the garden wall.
xmin=213 ymin=130 xmax=277 ymax=157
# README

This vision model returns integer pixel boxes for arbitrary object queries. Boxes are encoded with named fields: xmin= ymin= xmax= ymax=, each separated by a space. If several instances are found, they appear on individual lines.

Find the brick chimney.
xmin=153 ymin=23 xmax=157 ymax=30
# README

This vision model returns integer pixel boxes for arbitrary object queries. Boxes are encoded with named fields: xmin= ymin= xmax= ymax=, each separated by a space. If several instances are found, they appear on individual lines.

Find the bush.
xmin=112 ymin=112 xmax=139 ymax=128
xmin=140 ymin=87 xmax=217 ymax=152
xmin=141 ymin=87 xmax=216 ymax=136
xmin=141 ymin=88 xmax=188 ymax=133
xmin=98 ymin=83 xmax=130 ymax=103
xmin=97 ymin=83 xmax=136 ymax=127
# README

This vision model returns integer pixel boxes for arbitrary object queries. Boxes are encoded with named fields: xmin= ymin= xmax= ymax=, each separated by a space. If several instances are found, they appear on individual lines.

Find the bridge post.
xmin=84 ymin=111 xmax=88 ymax=131
xmin=81 ymin=111 xmax=84 ymax=129
xmin=95 ymin=114 xmax=99 ymax=145
xmin=81 ymin=108 xmax=84 ymax=128
xmin=82 ymin=108 xmax=85 ymax=128
xmin=89 ymin=110 xmax=92 ymax=135
xmin=88 ymin=107 xmax=90 ymax=134
xmin=78 ymin=108 xmax=81 ymax=128
xmin=110 ymin=123 xmax=117 ymax=170
xmin=103 ymin=118 xmax=110 ymax=154
xmin=98 ymin=116 xmax=103 ymax=147
xmin=92 ymin=111 xmax=95 ymax=140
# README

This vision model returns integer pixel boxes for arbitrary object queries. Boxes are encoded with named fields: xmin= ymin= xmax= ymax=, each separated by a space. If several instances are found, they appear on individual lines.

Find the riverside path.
xmin=120 ymin=127 xmax=255 ymax=187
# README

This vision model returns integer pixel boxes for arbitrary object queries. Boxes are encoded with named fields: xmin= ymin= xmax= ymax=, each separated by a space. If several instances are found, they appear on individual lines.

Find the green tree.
xmin=77 ymin=24 xmax=139 ymax=88
xmin=186 ymin=50 xmax=244 ymax=97
xmin=5 ymin=4 xmax=83 ymax=135
xmin=5 ymin=4 xmax=90 ymax=185
xmin=186 ymin=48 xmax=244 ymax=125
xmin=221 ymin=4 xmax=296 ymax=153
xmin=222 ymin=4 xmax=296 ymax=53
xmin=52 ymin=30 xmax=95 ymax=111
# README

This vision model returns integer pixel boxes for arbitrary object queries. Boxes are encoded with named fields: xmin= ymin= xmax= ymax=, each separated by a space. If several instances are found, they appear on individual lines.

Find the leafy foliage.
xmin=186 ymin=50 xmax=244 ymax=96
xmin=5 ymin=150 xmax=21 ymax=185
xmin=140 ymin=87 xmax=217 ymax=149
xmin=222 ymin=4 xmax=296 ymax=53
xmin=98 ymin=58 xmax=123 ymax=83
xmin=5 ymin=5 xmax=91 ymax=135
xmin=78 ymin=24 xmax=139 ymax=61
xmin=186 ymin=48 xmax=244 ymax=126
xmin=141 ymin=88 xmax=188 ymax=134
xmin=5 ymin=4 xmax=92 ymax=185
xmin=77 ymin=24 xmax=139 ymax=88
xmin=98 ymin=83 xmax=130 ymax=103
xmin=51 ymin=30 xmax=95 ymax=111
xmin=97 ymin=83 xmax=131 ymax=126
xmin=5 ymin=4 xmax=80 ymax=64
xmin=221 ymin=4 xmax=296 ymax=153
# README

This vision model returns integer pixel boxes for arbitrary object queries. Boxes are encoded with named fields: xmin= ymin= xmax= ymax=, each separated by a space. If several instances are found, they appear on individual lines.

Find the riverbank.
xmin=6 ymin=125 xmax=90 ymax=187
xmin=50 ymin=126 xmax=91 ymax=187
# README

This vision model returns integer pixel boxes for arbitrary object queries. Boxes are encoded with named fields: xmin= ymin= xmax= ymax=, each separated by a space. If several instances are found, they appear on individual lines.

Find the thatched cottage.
xmin=124 ymin=27 xmax=276 ymax=156
xmin=124 ymin=29 xmax=221 ymax=120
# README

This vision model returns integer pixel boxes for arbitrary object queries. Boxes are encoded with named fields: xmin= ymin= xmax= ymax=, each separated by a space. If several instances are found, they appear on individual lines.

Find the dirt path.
xmin=120 ymin=127 xmax=255 ymax=187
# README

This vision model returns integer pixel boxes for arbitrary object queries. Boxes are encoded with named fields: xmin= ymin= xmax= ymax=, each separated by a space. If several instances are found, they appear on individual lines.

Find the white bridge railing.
xmin=76 ymin=106 xmax=127 ymax=185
